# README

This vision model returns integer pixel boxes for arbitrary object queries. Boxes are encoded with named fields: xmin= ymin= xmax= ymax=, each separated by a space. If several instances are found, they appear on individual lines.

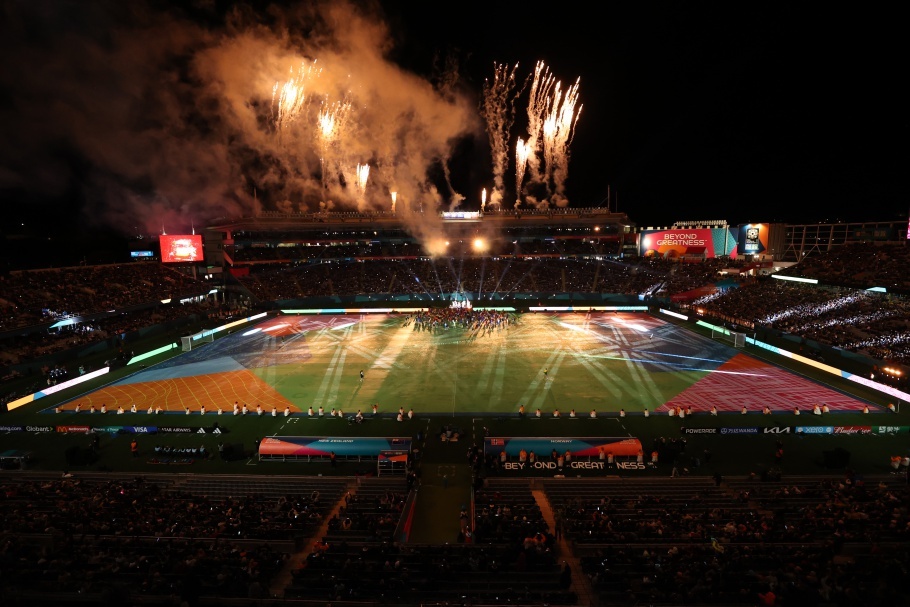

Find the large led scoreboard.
xmin=639 ymin=224 xmax=769 ymax=259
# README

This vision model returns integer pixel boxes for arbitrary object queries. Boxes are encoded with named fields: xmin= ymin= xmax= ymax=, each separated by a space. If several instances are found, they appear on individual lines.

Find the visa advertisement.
xmin=640 ymin=228 xmax=739 ymax=259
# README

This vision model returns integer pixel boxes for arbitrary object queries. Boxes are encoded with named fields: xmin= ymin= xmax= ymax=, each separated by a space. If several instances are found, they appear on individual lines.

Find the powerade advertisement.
xmin=259 ymin=436 xmax=411 ymax=457
xmin=639 ymin=228 xmax=739 ymax=259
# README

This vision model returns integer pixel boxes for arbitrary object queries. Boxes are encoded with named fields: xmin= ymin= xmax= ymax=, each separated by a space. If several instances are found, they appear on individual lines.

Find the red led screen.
xmin=160 ymin=235 xmax=203 ymax=263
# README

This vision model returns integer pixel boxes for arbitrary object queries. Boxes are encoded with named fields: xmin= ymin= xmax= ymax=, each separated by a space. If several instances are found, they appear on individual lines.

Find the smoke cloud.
xmin=0 ymin=1 xmax=582 ymax=256
xmin=0 ymin=0 xmax=480 ymax=245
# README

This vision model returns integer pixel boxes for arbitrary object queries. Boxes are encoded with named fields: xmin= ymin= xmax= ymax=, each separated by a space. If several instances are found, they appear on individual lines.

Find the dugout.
xmin=0 ymin=450 xmax=32 ymax=470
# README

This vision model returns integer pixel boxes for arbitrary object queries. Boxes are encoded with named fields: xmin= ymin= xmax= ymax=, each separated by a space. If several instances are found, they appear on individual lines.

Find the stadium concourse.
xmin=1 ymin=241 xmax=910 ymax=606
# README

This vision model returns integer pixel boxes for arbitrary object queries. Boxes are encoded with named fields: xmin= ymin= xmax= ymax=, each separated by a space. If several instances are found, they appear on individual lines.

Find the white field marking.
xmin=532 ymin=349 xmax=567 ymax=410
xmin=476 ymin=339 xmax=500 ymax=392
xmin=622 ymin=344 xmax=665 ymax=404
xmin=325 ymin=349 xmax=347 ymax=408
xmin=518 ymin=347 xmax=563 ymax=407
xmin=567 ymin=344 xmax=624 ymax=399
xmin=489 ymin=347 xmax=508 ymax=408
xmin=311 ymin=344 xmax=344 ymax=409
xmin=372 ymin=323 xmax=413 ymax=370
xmin=355 ymin=322 xmax=417 ymax=404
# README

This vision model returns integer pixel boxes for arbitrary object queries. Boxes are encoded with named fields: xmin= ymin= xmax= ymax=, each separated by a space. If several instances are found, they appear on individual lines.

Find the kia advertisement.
xmin=160 ymin=235 xmax=203 ymax=263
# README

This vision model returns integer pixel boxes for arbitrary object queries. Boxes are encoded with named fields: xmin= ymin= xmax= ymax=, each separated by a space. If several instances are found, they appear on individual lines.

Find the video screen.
xmin=160 ymin=235 xmax=203 ymax=263
xmin=130 ymin=250 xmax=154 ymax=259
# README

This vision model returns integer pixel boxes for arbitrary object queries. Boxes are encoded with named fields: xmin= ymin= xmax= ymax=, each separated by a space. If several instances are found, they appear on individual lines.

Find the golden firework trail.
xmin=272 ymin=61 xmax=321 ymax=136
xmin=355 ymin=163 xmax=370 ymax=195
xmin=543 ymin=77 xmax=582 ymax=198
xmin=524 ymin=61 xmax=557 ymax=183
xmin=481 ymin=62 xmax=522 ymax=209
xmin=515 ymin=136 xmax=530 ymax=208
xmin=316 ymin=98 xmax=353 ymax=191
xmin=391 ymin=190 xmax=397 ymax=212
xmin=481 ymin=187 xmax=487 ymax=211
xmin=317 ymin=99 xmax=352 ymax=146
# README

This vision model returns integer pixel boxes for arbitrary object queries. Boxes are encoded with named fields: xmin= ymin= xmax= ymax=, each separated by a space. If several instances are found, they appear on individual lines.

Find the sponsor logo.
xmin=130 ymin=426 xmax=153 ymax=433
xmin=616 ymin=462 xmax=646 ymax=470
xmin=0 ymin=425 xmax=24 ymax=432
xmin=657 ymin=233 xmax=707 ymax=247
xmin=875 ymin=426 xmax=910 ymax=434
xmin=833 ymin=426 xmax=872 ymax=435
xmin=685 ymin=428 xmax=718 ymax=434
xmin=721 ymin=427 xmax=759 ymax=435
xmin=490 ymin=438 xmax=504 ymax=446
xmin=763 ymin=427 xmax=791 ymax=434
xmin=56 ymin=425 xmax=91 ymax=433
xmin=795 ymin=426 xmax=834 ymax=434
xmin=158 ymin=427 xmax=194 ymax=433
xmin=502 ymin=461 xmax=608 ymax=471
xmin=25 ymin=425 xmax=53 ymax=433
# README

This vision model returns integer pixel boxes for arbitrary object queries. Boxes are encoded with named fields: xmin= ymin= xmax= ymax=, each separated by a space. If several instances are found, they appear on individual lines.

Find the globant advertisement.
xmin=639 ymin=228 xmax=739 ymax=259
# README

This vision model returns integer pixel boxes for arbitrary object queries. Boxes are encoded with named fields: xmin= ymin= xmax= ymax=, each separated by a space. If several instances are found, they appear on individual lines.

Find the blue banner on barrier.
xmin=260 ymin=436 xmax=412 ymax=457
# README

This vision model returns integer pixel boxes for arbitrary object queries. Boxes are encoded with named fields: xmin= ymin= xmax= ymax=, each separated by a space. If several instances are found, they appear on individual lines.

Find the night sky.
xmin=1 ymin=1 xmax=907 ymax=266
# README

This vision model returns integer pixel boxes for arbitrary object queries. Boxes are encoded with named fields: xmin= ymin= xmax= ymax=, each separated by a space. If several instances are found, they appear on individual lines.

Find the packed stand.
xmin=777 ymin=243 xmax=910 ymax=292
xmin=0 ymin=474 xmax=346 ymax=603
xmin=545 ymin=475 xmax=910 ymax=606
xmin=694 ymin=278 xmax=910 ymax=364
xmin=0 ymin=263 xmax=207 ymax=331
xmin=236 ymin=256 xmax=740 ymax=303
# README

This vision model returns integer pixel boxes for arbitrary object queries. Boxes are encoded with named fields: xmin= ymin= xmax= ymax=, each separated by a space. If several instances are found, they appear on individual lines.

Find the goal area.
xmin=181 ymin=330 xmax=215 ymax=352
xmin=711 ymin=328 xmax=746 ymax=348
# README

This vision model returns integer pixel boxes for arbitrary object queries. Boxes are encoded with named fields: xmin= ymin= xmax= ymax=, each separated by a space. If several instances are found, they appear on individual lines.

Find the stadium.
xmin=2 ymin=208 xmax=910 ymax=607
xmin=1 ymin=2 xmax=909 ymax=606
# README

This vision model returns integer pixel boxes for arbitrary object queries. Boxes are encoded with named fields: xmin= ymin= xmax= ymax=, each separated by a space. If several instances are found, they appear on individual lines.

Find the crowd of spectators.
xmin=410 ymin=308 xmax=516 ymax=334
xmin=288 ymin=474 xmax=571 ymax=605
xmin=0 ymin=263 xmax=207 ymax=331
xmin=777 ymin=243 xmax=910 ymax=292
xmin=546 ymin=474 xmax=910 ymax=606
xmin=693 ymin=279 xmax=910 ymax=365
xmin=236 ymin=256 xmax=740 ymax=303
xmin=231 ymin=237 xmax=621 ymax=263
xmin=2 ymin=468 xmax=909 ymax=607
xmin=0 ymin=300 xmax=232 ymax=368
xmin=0 ymin=474 xmax=346 ymax=602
